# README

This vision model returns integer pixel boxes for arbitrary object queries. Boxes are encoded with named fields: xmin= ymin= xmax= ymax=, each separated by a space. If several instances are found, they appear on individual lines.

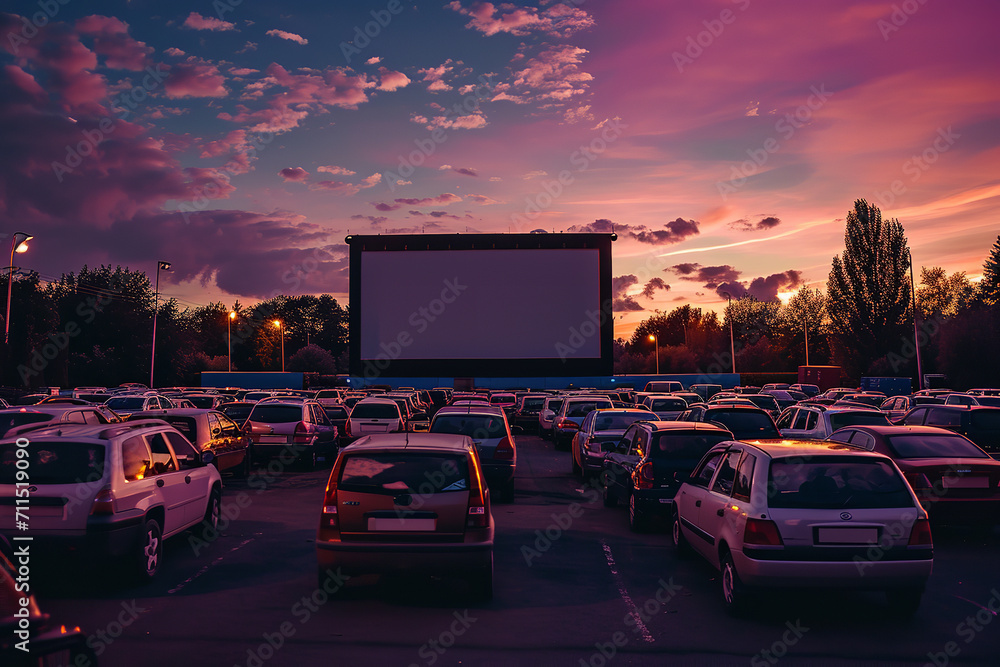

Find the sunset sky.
xmin=2 ymin=0 xmax=997 ymax=340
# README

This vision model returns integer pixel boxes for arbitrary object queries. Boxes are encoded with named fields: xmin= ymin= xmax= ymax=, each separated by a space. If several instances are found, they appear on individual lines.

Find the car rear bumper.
xmin=7 ymin=516 xmax=144 ymax=561
xmin=581 ymin=449 xmax=608 ymax=474
xmin=734 ymin=548 xmax=933 ymax=588
xmin=482 ymin=462 xmax=515 ymax=487
xmin=634 ymin=490 xmax=676 ymax=517
xmin=316 ymin=539 xmax=494 ymax=575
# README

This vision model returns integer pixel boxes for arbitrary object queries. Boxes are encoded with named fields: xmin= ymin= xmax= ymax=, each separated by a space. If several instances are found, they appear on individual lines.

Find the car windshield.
xmin=221 ymin=404 xmax=253 ymax=421
xmin=350 ymin=403 xmax=400 ymax=419
xmin=431 ymin=415 xmax=507 ymax=439
xmin=186 ymin=396 xmax=215 ymax=409
xmin=829 ymin=411 xmax=891 ymax=430
xmin=0 ymin=412 xmax=53 ymax=437
xmin=651 ymin=433 xmax=731 ymax=458
xmin=885 ymin=434 xmax=989 ymax=459
xmin=707 ymin=411 xmax=779 ymax=438
xmin=106 ymin=397 xmax=146 ymax=410
xmin=566 ymin=401 xmax=612 ymax=418
xmin=316 ymin=390 xmax=340 ymax=399
xmin=337 ymin=454 xmax=469 ymax=495
xmin=247 ymin=405 xmax=302 ymax=423
xmin=650 ymin=399 xmax=687 ymax=411
xmin=593 ymin=413 xmax=653 ymax=432
xmin=745 ymin=395 xmax=779 ymax=410
xmin=768 ymin=457 xmax=914 ymax=509
xmin=0 ymin=442 xmax=106 ymax=485
xmin=546 ymin=399 xmax=564 ymax=412
xmin=522 ymin=398 xmax=545 ymax=410
xmin=490 ymin=395 xmax=515 ymax=404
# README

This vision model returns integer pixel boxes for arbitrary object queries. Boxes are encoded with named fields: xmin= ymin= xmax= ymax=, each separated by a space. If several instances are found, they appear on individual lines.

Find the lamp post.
xmin=905 ymin=248 xmax=923 ymax=390
xmin=721 ymin=291 xmax=736 ymax=374
xmin=273 ymin=320 xmax=285 ymax=372
xmin=5 ymin=232 xmax=33 ymax=345
xmin=803 ymin=314 xmax=810 ymax=367
xmin=648 ymin=333 xmax=659 ymax=375
xmin=149 ymin=260 xmax=171 ymax=388
xmin=228 ymin=310 xmax=236 ymax=372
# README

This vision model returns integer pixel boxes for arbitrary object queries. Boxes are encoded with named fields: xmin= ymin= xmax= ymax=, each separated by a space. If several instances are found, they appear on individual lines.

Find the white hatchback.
xmin=672 ymin=439 xmax=933 ymax=615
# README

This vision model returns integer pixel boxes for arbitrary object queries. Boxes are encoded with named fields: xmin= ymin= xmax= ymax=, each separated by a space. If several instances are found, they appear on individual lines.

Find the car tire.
xmin=671 ymin=509 xmax=691 ymax=556
xmin=602 ymin=479 xmax=617 ymax=508
xmin=628 ymin=492 xmax=648 ymax=533
xmin=469 ymin=554 xmax=494 ymax=602
xmin=720 ymin=551 xmax=750 ymax=616
xmin=136 ymin=518 xmax=163 ymax=582
xmin=235 ymin=447 xmax=252 ymax=478
xmin=202 ymin=489 xmax=221 ymax=532
xmin=886 ymin=588 xmax=923 ymax=616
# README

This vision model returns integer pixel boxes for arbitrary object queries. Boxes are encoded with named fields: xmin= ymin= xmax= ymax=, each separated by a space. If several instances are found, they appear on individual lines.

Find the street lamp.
xmin=721 ymin=291 xmax=736 ymax=374
xmin=803 ymin=313 xmax=810 ymax=367
xmin=228 ymin=310 xmax=237 ymax=372
xmin=149 ymin=260 xmax=171 ymax=388
xmin=273 ymin=320 xmax=285 ymax=372
xmin=5 ymin=232 xmax=33 ymax=345
xmin=648 ymin=333 xmax=659 ymax=375
xmin=905 ymin=248 xmax=923 ymax=390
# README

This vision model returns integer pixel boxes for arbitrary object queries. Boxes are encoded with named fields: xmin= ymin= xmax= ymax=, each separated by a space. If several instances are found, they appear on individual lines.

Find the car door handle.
xmin=695 ymin=500 xmax=701 ymax=507
xmin=716 ymin=508 xmax=725 ymax=517
xmin=156 ymin=479 xmax=164 ymax=487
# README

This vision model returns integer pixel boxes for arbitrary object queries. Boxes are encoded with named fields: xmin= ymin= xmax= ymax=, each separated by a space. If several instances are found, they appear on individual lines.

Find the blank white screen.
xmin=359 ymin=249 xmax=601 ymax=360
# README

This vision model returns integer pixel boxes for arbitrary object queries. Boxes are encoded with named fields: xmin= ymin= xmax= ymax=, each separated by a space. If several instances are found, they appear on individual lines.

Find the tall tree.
xmin=826 ymin=200 xmax=911 ymax=376
xmin=980 ymin=234 xmax=1000 ymax=307
xmin=917 ymin=267 xmax=974 ymax=318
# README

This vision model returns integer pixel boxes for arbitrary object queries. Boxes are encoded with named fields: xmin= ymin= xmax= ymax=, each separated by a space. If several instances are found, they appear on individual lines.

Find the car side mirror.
xmin=201 ymin=451 xmax=215 ymax=466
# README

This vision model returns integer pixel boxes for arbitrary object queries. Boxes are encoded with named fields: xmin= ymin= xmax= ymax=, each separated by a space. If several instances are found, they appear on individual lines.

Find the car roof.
xmin=734 ymin=438 xmax=892 ymax=459
xmin=639 ymin=420 xmax=732 ymax=433
xmin=435 ymin=406 xmax=506 ymax=417
xmin=0 ymin=405 xmax=101 ymax=416
xmin=835 ymin=424 xmax=971 ymax=436
xmin=0 ymin=419 xmax=174 ymax=442
xmin=342 ymin=432 xmax=474 ymax=453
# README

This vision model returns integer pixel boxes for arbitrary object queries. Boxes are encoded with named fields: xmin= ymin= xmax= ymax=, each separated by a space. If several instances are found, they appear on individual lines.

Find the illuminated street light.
xmin=5 ymin=232 xmax=33 ymax=345
xmin=273 ymin=320 xmax=285 ymax=373
xmin=648 ymin=333 xmax=659 ymax=375
xmin=149 ymin=260 xmax=171 ymax=388
xmin=228 ymin=311 xmax=237 ymax=373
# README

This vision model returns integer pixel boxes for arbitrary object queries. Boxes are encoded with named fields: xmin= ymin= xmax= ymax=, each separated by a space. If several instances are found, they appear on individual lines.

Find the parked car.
xmin=129 ymin=409 xmax=252 ymax=476
xmin=183 ymin=394 xmax=228 ymax=410
xmin=643 ymin=380 xmax=683 ymax=393
xmin=836 ymin=393 xmax=887 ymax=408
xmin=602 ymin=421 xmax=733 ymax=532
xmin=105 ymin=393 xmax=174 ymax=416
xmin=244 ymin=399 xmax=339 ymax=468
xmin=689 ymin=384 xmax=723 ymax=402
xmin=944 ymin=393 xmax=1000 ymax=408
xmin=321 ymin=404 xmax=351 ymax=446
xmin=761 ymin=383 xmax=790 ymax=391
xmin=0 ymin=405 xmax=123 ymax=438
xmin=829 ymin=425 xmax=1000 ymax=522
xmin=759 ymin=389 xmax=802 ymax=411
xmin=897 ymin=405 xmax=1000 ymax=453
xmin=552 ymin=396 xmax=615 ymax=449
xmin=538 ymin=396 xmax=566 ymax=440
xmin=678 ymin=405 xmax=781 ymax=440
xmin=218 ymin=401 xmax=256 ymax=427
xmin=880 ymin=395 xmax=945 ymax=422
xmin=344 ymin=398 xmax=405 ymax=442
xmin=513 ymin=394 xmax=548 ymax=432
xmin=570 ymin=408 xmax=656 ymax=478
xmin=429 ymin=407 xmax=518 ymax=502
xmin=789 ymin=383 xmax=820 ymax=397
xmin=776 ymin=405 xmax=890 ymax=440
xmin=488 ymin=392 xmax=518 ymax=416
xmin=641 ymin=396 xmax=689 ymax=420
xmin=0 ymin=420 xmax=222 ymax=581
xmin=316 ymin=432 xmax=495 ymax=600
xmin=672 ymin=439 xmax=933 ymax=615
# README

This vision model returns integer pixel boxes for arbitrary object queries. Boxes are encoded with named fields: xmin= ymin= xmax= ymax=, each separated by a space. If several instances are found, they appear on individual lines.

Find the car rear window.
xmin=651 ymin=432 xmax=731 ymax=458
xmin=708 ymin=411 xmax=778 ymax=437
xmin=546 ymin=399 xmax=565 ymax=412
xmin=247 ymin=405 xmax=303 ymax=423
xmin=594 ymin=413 xmax=653 ymax=431
xmin=350 ymin=403 xmax=400 ymax=419
xmin=431 ymin=415 xmax=507 ymax=439
xmin=768 ymin=456 xmax=914 ymax=509
xmin=746 ymin=395 xmax=779 ymax=410
xmin=885 ymin=434 xmax=990 ymax=459
xmin=161 ymin=417 xmax=197 ymax=440
xmin=338 ymin=454 xmax=469 ymax=495
xmin=521 ymin=398 xmax=545 ymax=410
xmin=829 ymin=411 xmax=891 ymax=431
xmin=566 ymin=401 xmax=612 ymax=417
xmin=106 ymin=397 xmax=145 ymax=410
xmin=490 ymin=395 xmax=515 ymax=404
xmin=187 ymin=396 xmax=215 ymax=409
xmin=650 ymin=399 xmax=687 ymax=411
xmin=0 ymin=413 xmax=53 ymax=437
xmin=0 ymin=442 xmax=106 ymax=485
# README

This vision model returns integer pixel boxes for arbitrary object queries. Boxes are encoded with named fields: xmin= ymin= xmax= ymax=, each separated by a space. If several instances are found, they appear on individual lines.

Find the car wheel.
xmin=720 ymin=551 xmax=750 ymax=616
xmin=886 ymin=588 xmax=923 ymax=616
xmin=602 ymin=479 xmax=617 ymax=508
xmin=136 ymin=518 xmax=163 ymax=582
xmin=671 ymin=509 xmax=691 ymax=556
xmin=628 ymin=492 xmax=647 ymax=533
xmin=468 ymin=554 xmax=494 ymax=602
xmin=235 ymin=448 xmax=252 ymax=478
xmin=202 ymin=489 xmax=221 ymax=532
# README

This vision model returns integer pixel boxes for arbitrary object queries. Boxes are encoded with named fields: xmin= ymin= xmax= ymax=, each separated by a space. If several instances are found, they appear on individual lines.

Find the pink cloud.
xmin=164 ymin=60 xmax=227 ymax=98
xmin=199 ymin=129 xmax=247 ymax=158
xmin=512 ymin=45 xmax=592 ymax=102
xmin=229 ymin=67 xmax=258 ymax=76
xmin=318 ymin=165 xmax=356 ymax=176
xmin=446 ymin=1 xmax=594 ymax=38
xmin=418 ymin=62 xmax=454 ymax=92
xmin=266 ymin=29 xmax=308 ymax=45
xmin=279 ymin=167 xmax=310 ymax=182
xmin=75 ymin=15 xmax=153 ymax=71
xmin=182 ymin=12 xmax=237 ymax=32
xmin=377 ymin=67 xmax=410 ymax=91
xmin=164 ymin=47 xmax=186 ymax=57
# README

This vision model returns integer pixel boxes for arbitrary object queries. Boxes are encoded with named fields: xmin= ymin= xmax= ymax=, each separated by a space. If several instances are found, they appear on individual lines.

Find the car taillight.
xmin=908 ymin=518 xmax=933 ymax=546
xmin=744 ymin=518 xmax=783 ymax=546
xmin=467 ymin=454 xmax=490 ymax=528
xmin=634 ymin=461 xmax=654 ymax=490
xmin=494 ymin=437 xmax=515 ymax=461
xmin=293 ymin=421 xmax=310 ymax=444
xmin=320 ymin=475 xmax=339 ymax=529
xmin=556 ymin=418 xmax=579 ymax=429
xmin=90 ymin=485 xmax=116 ymax=516
xmin=344 ymin=419 xmax=352 ymax=438
xmin=904 ymin=472 xmax=932 ymax=490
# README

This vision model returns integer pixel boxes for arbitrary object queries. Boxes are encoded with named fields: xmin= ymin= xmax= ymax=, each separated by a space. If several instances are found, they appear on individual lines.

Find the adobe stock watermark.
xmin=179 ymin=131 xmax=276 ymax=224
xmin=750 ymin=620 xmax=810 ymax=667
xmin=381 ymin=78 xmax=494 ymax=191
xmin=924 ymin=587 xmax=1000 ymax=667
xmin=407 ymin=610 xmax=478 ymax=667
xmin=556 ymin=298 xmax=614 ymax=362
xmin=340 ymin=0 xmax=404 ymax=63
xmin=51 ymin=65 xmax=169 ymax=182
xmin=716 ymin=84 xmax=833 ymax=201
xmin=872 ymin=127 xmax=959 ymax=211
xmin=510 ymin=118 xmax=627 ymax=228
xmin=672 ymin=0 xmax=751 ymax=73
xmin=877 ymin=0 xmax=931 ymax=41
xmin=5 ymin=2 xmax=72 ymax=54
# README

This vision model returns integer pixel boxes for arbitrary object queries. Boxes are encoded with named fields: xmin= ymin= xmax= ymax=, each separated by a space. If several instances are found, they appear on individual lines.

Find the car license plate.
xmin=816 ymin=528 xmax=879 ymax=544
xmin=257 ymin=435 xmax=286 ymax=444
xmin=368 ymin=518 xmax=436 ymax=531
xmin=942 ymin=476 xmax=989 ymax=489
xmin=658 ymin=498 xmax=672 ymax=503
